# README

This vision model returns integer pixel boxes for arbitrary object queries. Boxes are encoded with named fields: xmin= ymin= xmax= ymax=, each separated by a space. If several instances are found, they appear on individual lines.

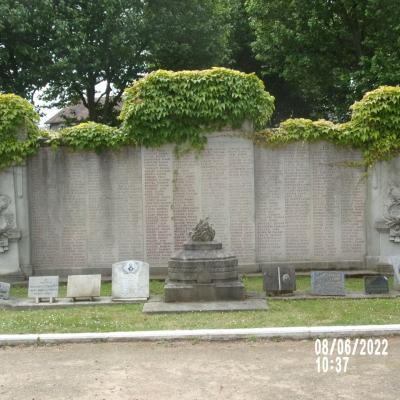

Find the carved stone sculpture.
xmin=0 ymin=194 xmax=15 ymax=253
xmin=384 ymin=186 xmax=400 ymax=243
xmin=189 ymin=218 xmax=215 ymax=242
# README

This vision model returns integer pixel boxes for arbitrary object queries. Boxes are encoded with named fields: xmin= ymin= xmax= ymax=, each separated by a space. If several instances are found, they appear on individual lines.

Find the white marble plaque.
xmin=0 ymin=282 xmax=10 ymax=299
xmin=28 ymin=276 xmax=59 ymax=300
xmin=67 ymin=274 xmax=101 ymax=299
xmin=112 ymin=260 xmax=149 ymax=300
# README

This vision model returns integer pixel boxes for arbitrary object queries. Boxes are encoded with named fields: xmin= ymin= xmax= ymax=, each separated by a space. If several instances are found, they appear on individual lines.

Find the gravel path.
xmin=1 ymin=338 xmax=399 ymax=399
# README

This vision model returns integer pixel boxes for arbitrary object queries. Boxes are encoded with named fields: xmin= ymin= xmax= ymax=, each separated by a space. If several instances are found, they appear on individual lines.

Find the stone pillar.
xmin=0 ymin=164 xmax=31 ymax=281
xmin=366 ymin=157 xmax=400 ymax=270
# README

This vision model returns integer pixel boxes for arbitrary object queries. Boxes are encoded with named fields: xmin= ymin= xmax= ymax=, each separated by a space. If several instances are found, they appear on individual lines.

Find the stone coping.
xmin=143 ymin=293 xmax=267 ymax=314
xmin=1 ymin=324 xmax=400 ymax=346
xmin=267 ymin=291 xmax=400 ymax=300
xmin=0 ymin=296 xmax=146 ymax=310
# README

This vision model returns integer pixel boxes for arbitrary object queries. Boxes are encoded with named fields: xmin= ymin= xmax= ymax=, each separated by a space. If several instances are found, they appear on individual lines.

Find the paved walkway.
xmin=1 ymin=339 xmax=399 ymax=399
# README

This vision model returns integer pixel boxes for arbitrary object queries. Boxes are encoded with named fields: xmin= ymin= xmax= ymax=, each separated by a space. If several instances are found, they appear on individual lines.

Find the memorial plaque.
xmin=28 ymin=276 xmax=59 ymax=302
xmin=0 ymin=282 xmax=10 ymax=300
xmin=364 ymin=276 xmax=389 ymax=295
xmin=311 ymin=271 xmax=345 ymax=296
xmin=67 ymin=274 xmax=101 ymax=300
xmin=112 ymin=260 xmax=149 ymax=300
xmin=263 ymin=266 xmax=296 ymax=296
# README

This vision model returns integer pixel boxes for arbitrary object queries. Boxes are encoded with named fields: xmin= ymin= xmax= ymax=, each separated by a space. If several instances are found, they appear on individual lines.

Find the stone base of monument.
xmin=164 ymin=280 xmax=245 ymax=302
xmin=164 ymin=240 xmax=246 ymax=303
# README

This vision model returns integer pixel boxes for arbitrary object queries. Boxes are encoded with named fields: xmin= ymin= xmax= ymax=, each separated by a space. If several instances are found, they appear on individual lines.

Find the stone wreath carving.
xmin=384 ymin=186 xmax=400 ymax=243
xmin=0 ymin=194 xmax=15 ymax=253
xmin=189 ymin=218 xmax=216 ymax=242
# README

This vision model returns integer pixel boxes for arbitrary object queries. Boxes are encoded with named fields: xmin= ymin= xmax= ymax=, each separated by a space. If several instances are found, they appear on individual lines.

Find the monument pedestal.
xmin=164 ymin=240 xmax=245 ymax=302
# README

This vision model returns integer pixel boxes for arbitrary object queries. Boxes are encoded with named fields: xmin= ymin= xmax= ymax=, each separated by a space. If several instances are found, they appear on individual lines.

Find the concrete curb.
xmin=2 ymin=325 xmax=400 ymax=346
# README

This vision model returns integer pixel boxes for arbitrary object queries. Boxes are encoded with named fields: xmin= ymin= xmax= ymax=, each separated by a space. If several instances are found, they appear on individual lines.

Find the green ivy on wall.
xmin=253 ymin=86 xmax=400 ymax=167
xmin=1 ymin=73 xmax=400 ymax=171
xmin=120 ymin=67 xmax=275 ymax=149
xmin=57 ymin=122 xmax=129 ymax=151
xmin=0 ymin=94 xmax=40 ymax=171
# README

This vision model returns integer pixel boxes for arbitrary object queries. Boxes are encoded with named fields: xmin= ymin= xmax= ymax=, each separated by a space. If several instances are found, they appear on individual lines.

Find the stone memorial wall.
xmin=28 ymin=146 xmax=144 ymax=276
xmin=255 ymin=142 xmax=366 ymax=266
xmin=2 ymin=128 xmax=395 ymax=279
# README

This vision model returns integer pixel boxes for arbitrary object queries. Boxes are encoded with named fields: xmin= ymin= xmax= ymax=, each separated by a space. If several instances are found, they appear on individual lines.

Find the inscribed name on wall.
xmin=255 ymin=141 xmax=366 ymax=262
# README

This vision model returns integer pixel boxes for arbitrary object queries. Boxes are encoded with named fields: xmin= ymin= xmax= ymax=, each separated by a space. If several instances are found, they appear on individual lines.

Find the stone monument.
xmin=263 ymin=266 xmax=296 ymax=296
xmin=164 ymin=218 xmax=245 ymax=302
xmin=112 ymin=260 xmax=149 ymax=301
xmin=364 ymin=276 xmax=389 ymax=295
xmin=311 ymin=271 xmax=345 ymax=296
xmin=0 ymin=282 xmax=10 ymax=300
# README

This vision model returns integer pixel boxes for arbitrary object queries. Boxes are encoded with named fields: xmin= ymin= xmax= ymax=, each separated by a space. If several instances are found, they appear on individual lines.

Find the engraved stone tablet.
xmin=0 ymin=282 xmax=10 ymax=300
xmin=112 ymin=260 xmax=149 ymax=301
xmin=311 ymin=271 xmax=345 ymax=296
xmin=364 ymin=276 xmax=389 ymax=295
xmin=67 ymin=274 xmax=101 ymax=300
xmin=28 ymin=276 xmax=59 ymax=302
xmin=263 ymin=266 xmax=296 ymax=296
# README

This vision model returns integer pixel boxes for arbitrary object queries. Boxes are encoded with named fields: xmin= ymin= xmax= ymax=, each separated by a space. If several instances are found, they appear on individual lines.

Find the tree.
xmin=143 ymin=0 xmax=231 ymax=70
xmin=0 ymin=0 xmax=54 ymax=100
xmin=246 ymin=0 xmax=400 ymax=121
xmin=42 ymin=0 xmax=146 ymax=125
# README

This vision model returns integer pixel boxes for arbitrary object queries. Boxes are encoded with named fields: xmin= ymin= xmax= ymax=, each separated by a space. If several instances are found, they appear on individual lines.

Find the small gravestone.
xmin=67 ymin=274 xmax=101 ymax=301
xmin=364 ymin=276 xmax=389 ymax=295
xmin=112 ymin=260 xmax=149 ymax=301
xmin=28 ymin=276 xmax=59 ymax=303
xmin=311 ymin=271 xmax=345 ymax=296
xmin=0 ymin=282 xmax=10 ymax=300
xmin=389 ymin=256 xmax=400 ymax=291
xmin=263 ymin=266 xmax=296 ymax=296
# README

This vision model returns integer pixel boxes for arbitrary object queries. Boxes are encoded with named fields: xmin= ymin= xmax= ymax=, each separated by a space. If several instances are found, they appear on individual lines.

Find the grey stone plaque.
xmin=67 ymin=274 xmax=101 ymax=300
xmin=0 ymin=282 xmax=10 ymax=300
xmin=364 ymin=276 xmax=389 ymax=295
xmin=311 ymin=271 xmax=345 ymax=296
xmin=28 ymin=276 xmax=59 ymax=302
xmin=263 ymin=266 xmax=296 ymax=296
xmin=112 ymin=260 xmax=149 ymax=301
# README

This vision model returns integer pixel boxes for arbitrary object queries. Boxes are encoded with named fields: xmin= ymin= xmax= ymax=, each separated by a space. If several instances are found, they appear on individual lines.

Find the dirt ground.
xmin=1 ymin=338 xmax=399 ymax=400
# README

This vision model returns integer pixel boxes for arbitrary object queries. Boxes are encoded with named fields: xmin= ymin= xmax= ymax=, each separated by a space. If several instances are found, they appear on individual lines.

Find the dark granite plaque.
xmin=364 ymin=276 xmax=389 ymax=295
xmin=0 ymin=282 xmax=10 ymax=300
xmin=311 ymin=271 xmax=345 ymax=296
xmin=263 ymin=266 xmax=296 ymax=296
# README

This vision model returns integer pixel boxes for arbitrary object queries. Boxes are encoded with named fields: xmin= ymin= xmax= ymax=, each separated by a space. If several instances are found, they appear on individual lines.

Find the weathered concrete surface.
xmin=0 ymin=339 xmax=399 ymax=399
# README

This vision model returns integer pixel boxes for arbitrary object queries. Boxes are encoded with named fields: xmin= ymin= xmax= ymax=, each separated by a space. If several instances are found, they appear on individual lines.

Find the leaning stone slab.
xmin=112 ymin=260 xmax=149 ymax=301
xmin=67 ymin=274 xmax=101 ymax=300
xmin=0 ymin=282 xmax=10 ymax=300
xmin=311 ymin=271 xmax=345 ymax=296
xmin=364 ymin=276 xmax=389 ymax=295
xmin=28 ymin=276 xmax=59 ymax=303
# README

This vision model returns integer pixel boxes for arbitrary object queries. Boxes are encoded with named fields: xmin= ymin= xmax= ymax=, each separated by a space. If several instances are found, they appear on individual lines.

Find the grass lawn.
xmin=1 ymin=276 xmax=400 ymax=334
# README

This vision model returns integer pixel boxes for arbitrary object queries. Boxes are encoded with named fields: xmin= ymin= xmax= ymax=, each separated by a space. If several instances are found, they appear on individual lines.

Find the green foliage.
xmin=254 ymin=118 xmax=340 ymax=147
xmin=347 ymin=86 xmax=400 ymax=166
xmin=253 ymin=86 xmax=400 ymax=167
xmin=246 ymin=0 xmax=400 ymax=121
xmin=57 ymin=122 xmax=129 ymax=152
xmin=144 ymin=0 xmax=231 ymax=70
xmin=120 ymin=68 xmax=275 ymax=149
xmin=0 ymin=94 xmax=40 ymax=171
